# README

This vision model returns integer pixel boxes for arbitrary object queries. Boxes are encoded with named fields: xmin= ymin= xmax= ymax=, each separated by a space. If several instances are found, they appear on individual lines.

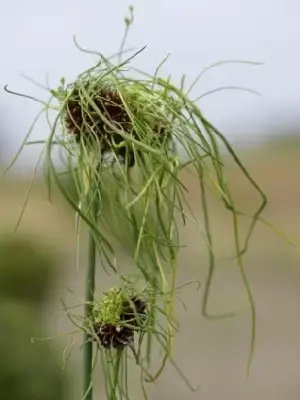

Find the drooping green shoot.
xmin=4 ymin=5 xmax=290 ymax=399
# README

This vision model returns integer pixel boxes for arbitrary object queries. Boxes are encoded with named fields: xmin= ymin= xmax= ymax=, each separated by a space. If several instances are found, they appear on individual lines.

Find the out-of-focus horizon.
xmin=0 ymin=140 xmax=299 ymax=399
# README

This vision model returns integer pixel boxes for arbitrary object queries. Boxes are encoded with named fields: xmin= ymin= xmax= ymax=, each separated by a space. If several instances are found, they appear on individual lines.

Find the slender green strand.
xmin=83 ymin=187 xmax=98 ymax=399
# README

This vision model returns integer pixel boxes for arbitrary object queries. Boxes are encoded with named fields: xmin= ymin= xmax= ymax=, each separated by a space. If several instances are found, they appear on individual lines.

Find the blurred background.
xmin=0 ymin=0 xmax=299 ymax=399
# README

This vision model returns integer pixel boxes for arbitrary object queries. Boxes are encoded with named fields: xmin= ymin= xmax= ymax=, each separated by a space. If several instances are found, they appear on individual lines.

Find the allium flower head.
xmin=90 ymin=288 xmax=147 ymax=349
xmin=53 ymin=78 xmax=173 ymax=167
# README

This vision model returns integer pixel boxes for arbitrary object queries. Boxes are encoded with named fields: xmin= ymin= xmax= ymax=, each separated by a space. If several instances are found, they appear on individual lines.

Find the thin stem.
xmin=111 ymin=350 xmax=123 ymax=400
xmin=83 ymin=207 xmax=97 ymax=399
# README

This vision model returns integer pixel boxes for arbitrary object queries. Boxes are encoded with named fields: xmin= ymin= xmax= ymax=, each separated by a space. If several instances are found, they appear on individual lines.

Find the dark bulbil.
xmin=64 ymin=84 xmax=171 ymax=167
xmin=95 ymin=324 xmax=134 ymax=349
xmin=65 ymin=86 xmax=134 ymax=164
xmin=93 ymin=296 xmax=147 ymax=350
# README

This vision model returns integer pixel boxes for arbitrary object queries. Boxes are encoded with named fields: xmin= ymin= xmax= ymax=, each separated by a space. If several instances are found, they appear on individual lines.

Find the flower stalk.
xmin=83 ymin=226 xmax=97 ymax=399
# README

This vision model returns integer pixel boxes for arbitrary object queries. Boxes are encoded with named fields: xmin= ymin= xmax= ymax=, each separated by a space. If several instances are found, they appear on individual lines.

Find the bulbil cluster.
xmin=58 ymin=79 xmax=172 ymax=167
xmin=90 ymin=288 xmax=147 ymax=350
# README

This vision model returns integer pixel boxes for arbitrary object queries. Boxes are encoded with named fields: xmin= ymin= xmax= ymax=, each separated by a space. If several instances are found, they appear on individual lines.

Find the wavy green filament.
xmin=4 ymin=14 xmax=283 ymax=396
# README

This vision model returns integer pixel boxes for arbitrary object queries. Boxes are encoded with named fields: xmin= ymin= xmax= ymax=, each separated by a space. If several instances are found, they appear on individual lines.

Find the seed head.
xmin=90 ymin=288 xmax=147 ymax=349
xmin=57 ymin=78 xmax=173 ymax=167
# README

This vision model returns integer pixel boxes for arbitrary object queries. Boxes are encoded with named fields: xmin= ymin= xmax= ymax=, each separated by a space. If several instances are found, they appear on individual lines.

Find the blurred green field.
xmin=0 ymin=136 xmax=299 ymax=399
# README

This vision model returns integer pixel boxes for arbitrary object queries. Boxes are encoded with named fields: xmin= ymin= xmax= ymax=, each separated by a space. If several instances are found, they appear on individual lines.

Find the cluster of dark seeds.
xmin=93 ymin=296 xmax=147 ymax=350
xmin=64 ymin=84 xmax=172 ymax=167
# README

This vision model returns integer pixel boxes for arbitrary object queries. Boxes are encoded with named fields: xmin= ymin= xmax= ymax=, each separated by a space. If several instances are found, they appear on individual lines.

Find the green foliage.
xmin=0 ymin=237 xmax=68 ymax=399
xmin=0 ymin=301 xmax=67 ymax=400
xmin=0 ymin=235 xmax=57 ymax=305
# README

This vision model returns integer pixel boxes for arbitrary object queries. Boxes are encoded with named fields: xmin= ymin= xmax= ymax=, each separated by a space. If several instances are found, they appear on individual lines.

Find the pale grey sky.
xmin=1 ymin=0 xmax=300 ymax=168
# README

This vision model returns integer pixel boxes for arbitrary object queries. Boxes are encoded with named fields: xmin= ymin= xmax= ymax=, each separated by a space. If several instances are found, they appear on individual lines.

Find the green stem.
xmin=111 ymin=350 xmax=122 ymax=400
xmin=83 ymin=223 xmax=97 ymax=399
